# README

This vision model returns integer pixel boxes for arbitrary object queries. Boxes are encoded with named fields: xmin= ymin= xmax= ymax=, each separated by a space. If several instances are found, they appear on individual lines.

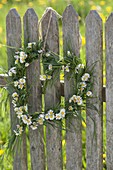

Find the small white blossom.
xmin=76 ymin=96 xmax=83 ymax=105
xmin=65 ymin=65 xmax=70 ymax=72
xmin=38 ymin=50 xmax=43 ymax=54
xmin=56 ymin=113 xmax=62 ymax=120
xmin=46 ymin=53 xmax=50 ymax=57
xmin=37 ymin=114 xmax=44 ymax=125
xmin=45 ymin=114 xmax=49 ymax=120
xmin=0 ymin=73 xmax=8 ymax=77
xmin=18 ymin=84 xmax=24 ymax=89
xmin=68 ymin=106 xmax=73 ymax=111
xmin=47 ymin=75 xmax=52 ymax=80
xmin=12 ymin=92 xmax=18 ymax=98
xmin=24 ymin=105 xmax=28 ymax=112
xmin=30 ymin=122 xmax=38 ymax=130
xmin=16 ymin=111 xmax=23 ymax=119
xmin=25 ymin=63 xmax=29 ymax=67
xmin=19 ymin=78 xmax=26 ymax=84
xmin=67 ymin=51 xmax=71 ymax=56
xmin=86 ymin=91 xmax=92 ymax=97
xmin=48 ymin=64 xmax=52 ymax=70
xmin=14 ymin=81 xmax=18 ymax=87
xmin=13 ymin=130 xmax=19 ymax=136
xmin=40 ymin=75 xmax=46 ymax=81
xmin=60 ymin=109 xmax=66 ymax=118
xmin=81 ymin=73 xmax=90 ymax=82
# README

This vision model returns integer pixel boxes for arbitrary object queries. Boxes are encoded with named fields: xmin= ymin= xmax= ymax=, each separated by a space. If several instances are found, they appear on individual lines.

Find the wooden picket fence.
xmin=1 ymin=4 xmax=113 ymax=170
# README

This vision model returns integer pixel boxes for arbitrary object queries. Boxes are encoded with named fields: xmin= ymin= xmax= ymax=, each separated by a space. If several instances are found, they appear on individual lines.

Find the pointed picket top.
xmin=6 ymin=8 xmax=20 ymax=19
xmin=86 ymin=8 xmax=103 ymax=170
xmin=24 ymin=8 xmax=38 ymax=46
xmin=62 ymin=5 xmax=80 ymax=56
xmin=62 ymin=4 xmax=78 ymax=20
xmin=106 ymin=12 xmax=113 ymax=24
xmin=86 ymin=10 xmax=102 ymax=25
xmin=6 ymin=8 xmax=21 ymax=46
xmin=41 ymin=8 xmax=59 ymax=54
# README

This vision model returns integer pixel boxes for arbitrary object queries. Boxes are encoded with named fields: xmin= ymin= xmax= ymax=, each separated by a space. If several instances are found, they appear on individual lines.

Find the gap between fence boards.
xmin=0 ymin=76 xmax=106 ymax=102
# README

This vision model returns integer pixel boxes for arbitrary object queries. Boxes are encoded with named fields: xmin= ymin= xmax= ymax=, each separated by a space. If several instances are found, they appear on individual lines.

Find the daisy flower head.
xmin=40 ymin=75 xmax=46 ymax=81
xmin=60 ymin=108 xmax=66 ymax=118
xmin=86 ymin=91 xmax=92 ymax=97
xmin=37 ymin=114 xmax=44 ymax=125
xmin=76 ymin=96 xmax=83 ymax=105
xmin=65 ymin=65 xmax=70 ymax=72
xmin=56 ymin=113 xmax=62 ymax=120
xmin=30 ymin=122 xmax=38 ymax=130
xmin=81 ymin=73 xmax=90 ymax=82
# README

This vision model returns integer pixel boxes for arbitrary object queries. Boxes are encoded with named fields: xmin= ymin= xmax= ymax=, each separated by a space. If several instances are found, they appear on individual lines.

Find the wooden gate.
xmin=1 ymin=4 xmax=113 ymax=170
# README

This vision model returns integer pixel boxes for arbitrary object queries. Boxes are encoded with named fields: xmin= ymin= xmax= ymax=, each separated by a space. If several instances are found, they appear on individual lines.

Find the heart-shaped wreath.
xmin=3 ymin=40 xmax=94 ymax=148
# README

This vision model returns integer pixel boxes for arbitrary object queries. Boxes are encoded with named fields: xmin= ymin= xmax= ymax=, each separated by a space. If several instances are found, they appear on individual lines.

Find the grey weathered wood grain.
xmin=62 ymin=5 xmax=82 ymax=170
xmin=41 ymin=9 xmax=62 ymax=170
xmin=86 ymin=10 xmax=103 ymax=170
xmin=6 ymin=9 xmax=28 ymax=170
xmin=105 ymin=13 xmax=113 ymax=170
xmin=24 ymin=8 xmax=45 ymax=170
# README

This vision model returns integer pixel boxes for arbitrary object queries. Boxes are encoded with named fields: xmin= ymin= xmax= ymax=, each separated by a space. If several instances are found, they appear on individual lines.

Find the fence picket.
xmin=6 ymin=9 xmax=28 ymax=170
xmin=41 ymin=9 xmax=62 ymax=170
xmin=86 ymin=10 xmax=103 ymax=170
xmin=62 ymin=5 xmax=82 ymax=170
xmin=105 ymin=13 xmax=113 ymax=170
xmin=24 ymin=8 xmax=45 ymax=170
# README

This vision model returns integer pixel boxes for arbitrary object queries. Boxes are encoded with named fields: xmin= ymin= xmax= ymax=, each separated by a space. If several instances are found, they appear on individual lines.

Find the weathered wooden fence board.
xmin=41 ymin=9 xmax=62 ymax=170
xmin=6 ymin=9 xmax=28 ymax=170
xmin=24 ymin=8 xmax=45 ymax=170
xmin=86 ymin=10 xmax=103 ymax=170
xmin=105 ymin=13 xmax=113 ymax=170
xmin=62 ymin=5 xmax=82 ymax=170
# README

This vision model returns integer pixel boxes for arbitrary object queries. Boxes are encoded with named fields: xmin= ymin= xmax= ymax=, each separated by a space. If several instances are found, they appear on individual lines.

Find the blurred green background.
xmin=0 ymin=0 xmax=109 ymax=169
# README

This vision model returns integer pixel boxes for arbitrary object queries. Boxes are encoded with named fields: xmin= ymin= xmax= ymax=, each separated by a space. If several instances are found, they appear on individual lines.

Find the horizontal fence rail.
xmin=0 ymin=4 xmax=111 ymax=170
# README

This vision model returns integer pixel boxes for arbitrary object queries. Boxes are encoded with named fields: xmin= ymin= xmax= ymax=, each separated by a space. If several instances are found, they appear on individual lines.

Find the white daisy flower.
xmin=68 ymin=106 xmax=73 ymax=111
xmin=24 ymin=105 xmax=28 ymax=112
xmin=19 ymin=78 xmax=26 ymax=84
xmin=16 ymin=111 xmax=23 ymax=119
xmin=56 ymin=113 xmax=62 ymax=120
xmin=81 ymin=73 xmax=90 ymax=82
xmin=25 ymin=63 xmax=29 ymax=67
xmin=72 ymin=95 xmax=77 ymax=103
xmin=13 ymin=130 xmax=19 ymax=136
xmin=30 ymin=122 xmax=37 ymax=130
xmin=48 ymin=64 xmax=52 ymax=70
xmin=86 ymin=91 xmax=92 ymax=97
xmin=80 ymin=82 xmax=87 ymax=88
xmin=49 ymin=114 xmax=55 ymax=120
xmin=18 ymin=84 xmax=24 ymax=89
xmin=46 ymin=53 xmax=50 ymax=57
xmin=12 ymin=92 xmax=18 ymax=98
xmin=67 ymin=51 xmax=71 ymax=56
xmin=45 ymin=114 xmax=49 ymax=120
xmin=60 ymin=108 xmax=66 ymax=118
xmin=28 ymin=42 xmax=32 ymax=48
xmin=40 ymin=75 xmax=46 ymax=81
xmin=14 ymin=81 xmax=18 ymax=87
xmin=76 ymin=96 xmax=83 ymax=105
xmin=47 ymin=75 xmax=52 ymax=80
xmin=38 ymin=50 xmax=43 ymax=54
xmin=22 ymin=115 xmax=28 ymax=124
xmin=37 ymin=114 xmax=44 ymax=125
xmin=0 ymin=73 xmax=8 ymax=77
xmin=65 ymin=65 xmax=70 ymax=72
xmin=14 ymin=107 xmax=19 ymax=112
